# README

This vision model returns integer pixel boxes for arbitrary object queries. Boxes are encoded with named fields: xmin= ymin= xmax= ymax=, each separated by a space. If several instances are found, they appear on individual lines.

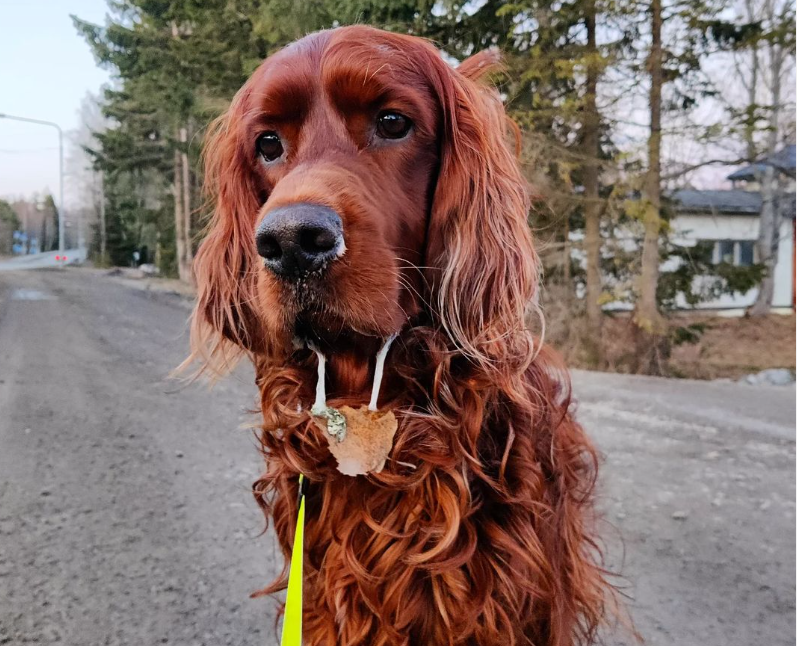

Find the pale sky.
xmin=0 ymin=0 xmax=110 ymax=205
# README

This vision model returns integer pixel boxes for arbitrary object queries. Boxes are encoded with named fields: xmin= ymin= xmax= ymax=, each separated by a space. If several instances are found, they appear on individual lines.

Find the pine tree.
xmin=74 ymin=1 xmax=267 ymax=279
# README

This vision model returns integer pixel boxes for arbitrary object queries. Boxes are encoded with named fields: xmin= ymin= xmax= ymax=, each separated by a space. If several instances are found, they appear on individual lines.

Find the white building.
xmin=573 ymin=147 xmax=796 ymax=316
xmin=669 ymin=187 xmax=795 ymax=314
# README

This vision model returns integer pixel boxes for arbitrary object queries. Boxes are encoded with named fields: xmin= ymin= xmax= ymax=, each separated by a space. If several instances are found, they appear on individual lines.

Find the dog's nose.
xmin=256 ymin=203 xmax=344 ymax=278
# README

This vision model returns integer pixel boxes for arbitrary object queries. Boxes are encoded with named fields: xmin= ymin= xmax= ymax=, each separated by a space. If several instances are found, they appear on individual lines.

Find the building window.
xmin=718 ymin=240 xmax=735 ymax=263
xmin=738 ymin=240 xmax=755 ymax=266
xmin=711 ymin=240 xmax=757 ymax=266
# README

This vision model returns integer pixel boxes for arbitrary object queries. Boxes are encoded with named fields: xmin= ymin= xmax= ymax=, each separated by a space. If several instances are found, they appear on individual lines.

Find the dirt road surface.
xmin=0 ymin=269 xmax=793 ymax=646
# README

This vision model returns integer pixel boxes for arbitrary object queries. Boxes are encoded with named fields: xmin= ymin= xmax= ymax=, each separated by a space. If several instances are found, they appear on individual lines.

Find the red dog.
xmin=190 ymin=25 xmax=610 ymax=646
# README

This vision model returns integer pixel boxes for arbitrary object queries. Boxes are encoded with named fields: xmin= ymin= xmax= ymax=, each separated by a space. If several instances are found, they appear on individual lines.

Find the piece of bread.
xmin=313 ymin=406 xmax=398 ymax=476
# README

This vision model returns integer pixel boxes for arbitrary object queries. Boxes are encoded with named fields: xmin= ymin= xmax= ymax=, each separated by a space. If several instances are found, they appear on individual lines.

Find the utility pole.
xmin=0 ymin=113 xmax=66 ymax=252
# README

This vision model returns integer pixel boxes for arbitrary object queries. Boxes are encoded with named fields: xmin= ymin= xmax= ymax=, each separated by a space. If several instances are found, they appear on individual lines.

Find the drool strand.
xmin=310 ymin=347 xmax=327 ymax=416
xmin=368 ymin=333 xmax=397 ymax=411
xmin=310 ymin=334 xmax=397 ymax=415
xmin=309 ymin=334 xmax=397 ymax=442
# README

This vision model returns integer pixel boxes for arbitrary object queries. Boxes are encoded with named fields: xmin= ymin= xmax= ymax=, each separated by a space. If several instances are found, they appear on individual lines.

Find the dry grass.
xmin=667 ymin=313 xmax=795 ymax=379
xmin=543 ymin=288 xmax=795 ymax=380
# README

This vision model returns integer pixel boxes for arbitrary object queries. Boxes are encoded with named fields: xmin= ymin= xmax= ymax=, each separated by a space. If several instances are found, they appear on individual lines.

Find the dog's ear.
xmin=423 ymin=49 xmax=540 ymax=370
xmin=187 ymin=87 xmax=265 ymax=375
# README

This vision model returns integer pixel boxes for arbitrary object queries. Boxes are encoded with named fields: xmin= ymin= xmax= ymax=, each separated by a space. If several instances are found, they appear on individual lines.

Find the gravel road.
xmin=0 ymin=268 xmax=793 ymax=646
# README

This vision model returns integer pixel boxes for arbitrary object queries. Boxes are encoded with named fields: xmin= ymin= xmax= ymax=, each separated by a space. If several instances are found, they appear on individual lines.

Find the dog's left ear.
xmin=423 ymin=49 xmax=539 ymax=370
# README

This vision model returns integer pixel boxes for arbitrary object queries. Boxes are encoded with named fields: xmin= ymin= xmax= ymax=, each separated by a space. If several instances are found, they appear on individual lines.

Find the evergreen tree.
xmin=0 ymin=200 xmax=21 ymax=255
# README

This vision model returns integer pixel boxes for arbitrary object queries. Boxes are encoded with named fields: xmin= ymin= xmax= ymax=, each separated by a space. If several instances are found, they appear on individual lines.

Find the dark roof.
xmin=670 ymin=189 xmax=796 ymax=218
xmin=727 ymin=145 xmax=796 ymax=181
xmin=671 ymin=189 xmax=763 ymax=214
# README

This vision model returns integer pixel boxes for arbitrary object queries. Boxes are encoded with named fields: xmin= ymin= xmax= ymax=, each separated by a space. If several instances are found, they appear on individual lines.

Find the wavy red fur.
xmin=188 ymin=25 xmax=614 ymax=646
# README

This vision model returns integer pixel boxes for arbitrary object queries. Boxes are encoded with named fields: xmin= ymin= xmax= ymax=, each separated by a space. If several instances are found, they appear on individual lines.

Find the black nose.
xmin=255 ymin=203 xmax=344 ymax=279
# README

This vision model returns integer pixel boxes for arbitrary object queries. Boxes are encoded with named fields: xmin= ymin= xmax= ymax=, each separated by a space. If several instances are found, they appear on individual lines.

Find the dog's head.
xmin=191 ymin=25 xmax=537 ymax=380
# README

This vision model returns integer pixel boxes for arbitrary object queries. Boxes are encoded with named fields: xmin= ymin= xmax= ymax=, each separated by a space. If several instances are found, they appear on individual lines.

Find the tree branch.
xmin=661 ymin=157 xmax=751 ymax=181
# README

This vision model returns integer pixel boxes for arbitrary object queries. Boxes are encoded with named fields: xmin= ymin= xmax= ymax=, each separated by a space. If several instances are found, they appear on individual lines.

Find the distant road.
xmin=0 ymin=248 xmax=87 ymax=271
xmin=0 ymin=268 xmax=793 ymax=646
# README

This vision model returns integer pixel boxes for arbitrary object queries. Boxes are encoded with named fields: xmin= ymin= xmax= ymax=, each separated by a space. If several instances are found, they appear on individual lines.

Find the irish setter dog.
xmin=190 ymin=25 xmax=610 ymax=646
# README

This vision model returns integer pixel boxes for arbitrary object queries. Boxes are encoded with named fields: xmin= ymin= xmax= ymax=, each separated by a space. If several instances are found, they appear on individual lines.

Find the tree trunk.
xmin=171 ymin=20 xmax=192 ymax=283
xmin=180 ymin=126 xmax=194 ymax=283
xmin=99 ymin=170 xmax=107 ymax=264
xmin=583 ymin=0 xmax=603 ymax=367
xmin=749 ymin=163 xmax=781 ymax=315
xmin=173 ymin=142 xmax=189 ymax=282
xmin=742 ymin=0 xmax=760 ymax=162
xmin=40 ymin=208 xmax=47 ymax=254
xmin=635 ymin=0 xmax=669 ymax=374
xmin=748 ymin=22 xmax=784 ymax=317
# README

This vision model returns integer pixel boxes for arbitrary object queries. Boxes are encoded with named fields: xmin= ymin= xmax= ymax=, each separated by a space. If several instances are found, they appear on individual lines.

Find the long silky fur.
xmin=188 ymin=26 xmax=613 ymax=646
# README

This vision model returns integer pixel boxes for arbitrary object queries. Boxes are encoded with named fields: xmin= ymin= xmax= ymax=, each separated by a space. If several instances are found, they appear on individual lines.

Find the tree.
xmin=69 ymin=92 xmax=110 ymax=262
xmin=734 ymin=0 xmax=796 ymax=316
xmin=634 ymin=0 xmax=669 ymax=372
xmin=0 ymin=200 xmax=20 ymax=255
xmin=40 ymin=195 xmax=60 ymax=251
xmin=620 ymin=0 xmax=742 ymax=372
xmin=74 ymin=1 xmax=262 ymax=278
xmin=582 ymin=0 xmax=605 ymax=365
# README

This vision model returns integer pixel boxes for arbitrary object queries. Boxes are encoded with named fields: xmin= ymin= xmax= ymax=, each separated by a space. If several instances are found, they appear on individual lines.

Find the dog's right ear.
xmin=187 ymin=87 xmax=265 ymax=376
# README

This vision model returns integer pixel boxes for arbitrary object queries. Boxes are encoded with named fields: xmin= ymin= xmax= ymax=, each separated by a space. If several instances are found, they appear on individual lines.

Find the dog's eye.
xmin=256 ymin=132 xmax=284 ymax=162
xmin=376 ymin=112 xmax=412 ymax=139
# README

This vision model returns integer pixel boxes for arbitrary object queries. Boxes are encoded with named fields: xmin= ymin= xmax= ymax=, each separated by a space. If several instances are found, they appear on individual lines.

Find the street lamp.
xmin=0 ymin=112 xmax=65 ymax=252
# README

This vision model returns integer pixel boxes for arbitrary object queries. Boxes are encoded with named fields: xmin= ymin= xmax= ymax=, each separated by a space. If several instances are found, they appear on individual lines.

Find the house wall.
xmin=670 ymin=212 xmax=794 ymax=310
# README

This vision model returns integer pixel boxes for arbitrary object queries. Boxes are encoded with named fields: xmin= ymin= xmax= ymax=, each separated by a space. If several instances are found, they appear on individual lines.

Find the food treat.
xmin=313 ymin=406 xmax=398 ymax=475
xmin=309 ymin=334 xmax=398 ymax=476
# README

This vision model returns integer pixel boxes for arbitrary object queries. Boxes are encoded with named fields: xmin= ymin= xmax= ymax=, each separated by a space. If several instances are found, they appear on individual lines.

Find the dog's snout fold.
xmin=256 ymin=203 xmax=344 ymax=279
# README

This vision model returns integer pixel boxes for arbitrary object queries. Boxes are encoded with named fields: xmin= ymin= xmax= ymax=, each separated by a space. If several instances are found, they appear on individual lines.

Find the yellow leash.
xmin=281 ymin=474 xmax=306 ymax=646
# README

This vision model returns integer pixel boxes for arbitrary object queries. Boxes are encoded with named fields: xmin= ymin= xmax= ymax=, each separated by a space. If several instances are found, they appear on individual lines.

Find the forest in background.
xmin=63 ymin=0 xmax=794 ymax=374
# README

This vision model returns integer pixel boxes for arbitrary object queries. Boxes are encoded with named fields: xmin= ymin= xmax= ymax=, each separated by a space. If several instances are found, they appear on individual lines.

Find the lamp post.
xmin=0 ymin=112 xmax=65 ymax=252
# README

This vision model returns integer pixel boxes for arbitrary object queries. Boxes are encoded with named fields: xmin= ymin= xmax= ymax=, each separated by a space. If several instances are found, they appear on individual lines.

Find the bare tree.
xmin=67 ymin=92 xmax=109 ymax=257
xmin=736 ymin=0 xmax=796 ymax=316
